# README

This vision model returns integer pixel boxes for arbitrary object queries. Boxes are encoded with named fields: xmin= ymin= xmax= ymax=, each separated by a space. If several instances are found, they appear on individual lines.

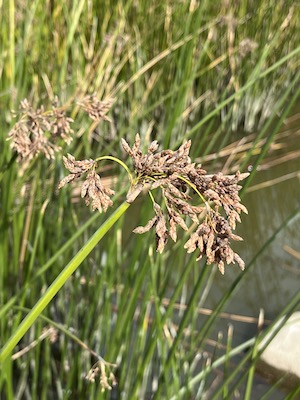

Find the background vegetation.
xmin=0 ymin=0 xmax=299 ymax=399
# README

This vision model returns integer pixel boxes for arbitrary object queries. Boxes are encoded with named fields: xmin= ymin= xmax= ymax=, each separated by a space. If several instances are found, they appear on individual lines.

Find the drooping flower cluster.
xmin=7 ymin=94 xmax=115 ymax=167
xmin=184 ymin=212 xmax=245 ymax=275
xmin=122 ymin=134 xmax=249 ymax=274
xmin=58 ymin=154 xmax=115 ymax=213
xmin=59 ymin=134 xmax=249 ymax=274
xmin=7 ymin=98 xmax=74 ymax=163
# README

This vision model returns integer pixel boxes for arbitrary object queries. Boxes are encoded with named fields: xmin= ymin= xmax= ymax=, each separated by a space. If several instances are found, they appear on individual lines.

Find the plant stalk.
xmin=0 ymin=201 xmax=130 ymax=363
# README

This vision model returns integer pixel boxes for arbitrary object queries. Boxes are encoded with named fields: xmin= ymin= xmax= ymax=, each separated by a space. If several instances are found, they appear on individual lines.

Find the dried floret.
xmin=62 ymin=153 xmax=94 ymax=175
xmin=86 ymin=361 xmax=117 ymax=392
xmin=122 ymin=134 xmax=192 ymax=177
xmin=154 ymin=203 xmax=168 ymax=253
xmin=184 ymin=213 xmax=245 ymax=274
xmin=168 ymin=208 xmax=188 ymax=242
xmin=133 ymin=203 xmax=168 ymax=253
xmin=58 ymin=154 xmax=95 ymax=189
xmin=58 ymin=155 xmax=115 ymax=213
xmin=132 ymin=215 xmax=158 ymax=234
xmin=81 ymin=170 xmax=115 ymax=213
xmin=57 ymin=173 xmax=81 ymax=189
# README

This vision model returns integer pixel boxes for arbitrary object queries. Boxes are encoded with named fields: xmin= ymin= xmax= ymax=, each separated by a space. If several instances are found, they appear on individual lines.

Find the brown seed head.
xmin=7 ymin=97 xmax=74 ymax=165
xmin=123 ymin=135 xmax=249 ymax=273
xmin=78 ymin=94 xmax=115 ymax=122
xmin=58 ymin=134 xmax=249 ymax=274
xmin=58 ymin=154 xmax=115 ymax=213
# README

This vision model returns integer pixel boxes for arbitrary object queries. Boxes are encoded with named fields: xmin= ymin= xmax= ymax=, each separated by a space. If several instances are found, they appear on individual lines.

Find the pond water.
xmin=209 ymin=160 xmax=300 ymax=317
xmin=203 ymin=114 xmax=300 ymax=398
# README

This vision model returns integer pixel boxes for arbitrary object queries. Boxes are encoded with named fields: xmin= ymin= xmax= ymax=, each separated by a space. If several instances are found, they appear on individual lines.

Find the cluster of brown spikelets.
xmin=58 ymin=154 xmax=115 ymax=213
xmin=7 ymin=94 xmax=114 ymax=166
xmin=77 ymin=94 xmax=115 ymax=122
xmin=7 ymin=98 xmax=74 ymax=163
xmin=8 ymin=95 xmax=248 ymax=274
xmin=59 ymin=134 xmax=249 ymax=274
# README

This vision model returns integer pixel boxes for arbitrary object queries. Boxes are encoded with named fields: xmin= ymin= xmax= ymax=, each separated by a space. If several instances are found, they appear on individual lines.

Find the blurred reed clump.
xmin=0 ymin=0 xmax=299 ymax=399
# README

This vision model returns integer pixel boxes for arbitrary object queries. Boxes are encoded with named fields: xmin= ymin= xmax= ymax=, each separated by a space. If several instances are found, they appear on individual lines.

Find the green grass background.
xmin=0 ymin=0 xmax=300 ymax=399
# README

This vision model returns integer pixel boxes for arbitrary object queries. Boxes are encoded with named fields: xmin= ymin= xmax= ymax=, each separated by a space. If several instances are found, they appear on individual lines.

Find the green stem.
xmin=0 ymin=201 xmax=130 ymax=363
xmin=95 ymin=155 xmax=133 ymax=183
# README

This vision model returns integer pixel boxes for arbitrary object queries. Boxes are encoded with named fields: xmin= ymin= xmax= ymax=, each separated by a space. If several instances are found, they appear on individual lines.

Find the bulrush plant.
xmin=7 ymin=97 xmax=74 ymax=166
xmin=59 ymin=134 xmax=249 ymax=274
xmin=1 ymin=98 xmax=249 ymax=390
xmin=6 ymin=93 xmax=114 ymax=171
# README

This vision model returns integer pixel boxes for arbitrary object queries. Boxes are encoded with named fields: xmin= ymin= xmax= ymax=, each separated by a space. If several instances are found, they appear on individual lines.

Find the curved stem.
xmin=12 ymin=306 xmax=114 ymax=366
xmin=95 ymin=155 xmax=133 ymax=183
xmin=0 ymin=201 xmax=130 ymax=363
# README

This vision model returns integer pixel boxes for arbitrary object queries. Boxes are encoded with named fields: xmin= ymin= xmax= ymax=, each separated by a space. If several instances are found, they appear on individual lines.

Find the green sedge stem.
xmin=0 ymin=201 xmax=130 ymax=363
xmin=95 ymin=155 xmax=133 ymax=183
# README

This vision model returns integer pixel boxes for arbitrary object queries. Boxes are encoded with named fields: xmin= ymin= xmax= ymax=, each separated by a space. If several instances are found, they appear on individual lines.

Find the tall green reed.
xmin=1 ymin=0 xmax=299 ymax=398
